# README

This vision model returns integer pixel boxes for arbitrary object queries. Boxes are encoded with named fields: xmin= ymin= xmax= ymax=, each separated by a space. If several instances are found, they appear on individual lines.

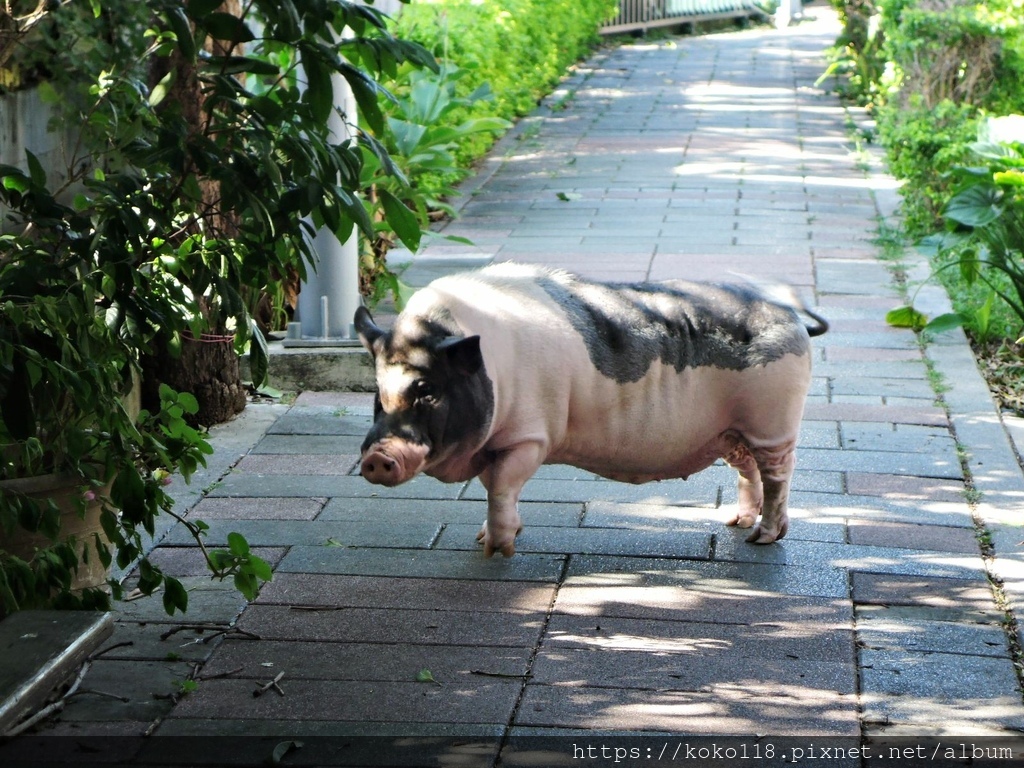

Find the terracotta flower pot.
xmin=0 ymin=473 xmax=113 ymax=594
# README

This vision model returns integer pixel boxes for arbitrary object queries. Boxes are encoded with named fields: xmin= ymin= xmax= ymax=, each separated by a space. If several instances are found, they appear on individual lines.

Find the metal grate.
xmin=601 ymin=0 xmax=765 ymax=35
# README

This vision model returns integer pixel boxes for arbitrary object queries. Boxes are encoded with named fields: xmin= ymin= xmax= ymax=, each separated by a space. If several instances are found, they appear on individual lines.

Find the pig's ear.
xmin=354 ymin=306 xmax=384 ymax=354
xmin=437 ymin=335 xmax=483 ymax=377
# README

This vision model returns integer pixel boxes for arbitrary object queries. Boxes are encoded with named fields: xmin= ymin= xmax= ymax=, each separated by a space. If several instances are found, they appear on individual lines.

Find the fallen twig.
xmin=1 ymin=660 xmax=92 ymax=738
xmin=89 ymin=641 xmax=134 ymax=660
xmin=253 ymin=672 xmax=285 ymax=698
xmin=197 ymin=666 xmax=243 ymax=681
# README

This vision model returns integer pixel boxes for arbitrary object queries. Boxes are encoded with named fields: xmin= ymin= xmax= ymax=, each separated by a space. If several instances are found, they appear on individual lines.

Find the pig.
xmin=354 ymin=263 xmax=828 ymax=557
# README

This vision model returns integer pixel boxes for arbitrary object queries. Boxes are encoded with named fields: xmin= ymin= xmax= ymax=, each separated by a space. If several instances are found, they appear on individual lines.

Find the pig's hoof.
xmin=476 ymin=522 xmax=519 ymax=558
xmin=725 ymin=511 xmax=757 ymax=529
xmin=744 ymin=519 xmax=788 ymax=544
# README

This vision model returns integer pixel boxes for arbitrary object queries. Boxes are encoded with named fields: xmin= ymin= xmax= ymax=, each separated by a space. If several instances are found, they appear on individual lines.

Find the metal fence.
xmin=601 ymin=0 xmax=766 ymax=35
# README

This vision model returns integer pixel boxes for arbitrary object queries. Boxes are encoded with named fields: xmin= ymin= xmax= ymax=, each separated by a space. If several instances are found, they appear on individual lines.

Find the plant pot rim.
xmin=182 ymin=331 xmax=236 ymax=343
xmin=0 ymin=472 xmax=88 ymax=495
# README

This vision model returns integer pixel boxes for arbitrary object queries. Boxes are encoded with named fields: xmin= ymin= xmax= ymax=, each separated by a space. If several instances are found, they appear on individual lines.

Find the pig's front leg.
xmin=476 ymin=442 xmax=546 ymax=558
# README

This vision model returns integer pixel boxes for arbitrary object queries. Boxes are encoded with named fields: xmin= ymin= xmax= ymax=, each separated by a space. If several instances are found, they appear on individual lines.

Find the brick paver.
xmin=8 ymin=3 xmax=1024 ymax=763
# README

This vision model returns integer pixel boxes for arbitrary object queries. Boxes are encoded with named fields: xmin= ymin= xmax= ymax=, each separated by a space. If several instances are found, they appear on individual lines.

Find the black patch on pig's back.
xmin=537 ymin=274 xmax=808 ymax=384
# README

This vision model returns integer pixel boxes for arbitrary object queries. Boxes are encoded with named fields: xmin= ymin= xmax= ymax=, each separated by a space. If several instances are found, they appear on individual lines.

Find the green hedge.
xmin=869 ymin=0 xmax=1024 ymax=234
xmin=390 ymin=0 xmax=618 ymax=163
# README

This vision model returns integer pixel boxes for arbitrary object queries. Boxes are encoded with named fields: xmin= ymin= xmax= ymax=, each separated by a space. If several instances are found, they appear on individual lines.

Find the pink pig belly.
xmin=544 ymin=357 xmax=808 ymax=483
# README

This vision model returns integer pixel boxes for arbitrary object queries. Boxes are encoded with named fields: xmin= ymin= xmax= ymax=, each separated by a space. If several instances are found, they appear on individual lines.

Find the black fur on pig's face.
xmin=355 ymin=307 xmax=495 ymax=466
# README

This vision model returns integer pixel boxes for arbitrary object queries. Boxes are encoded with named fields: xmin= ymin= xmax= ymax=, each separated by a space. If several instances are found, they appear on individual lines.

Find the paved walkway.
xmin=8 ymin=4 xmax=1024 ymax=765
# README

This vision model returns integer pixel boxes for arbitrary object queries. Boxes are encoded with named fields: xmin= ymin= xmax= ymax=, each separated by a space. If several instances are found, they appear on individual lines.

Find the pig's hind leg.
xmin=746 ymin=439 xmax=796 ymax=544
xmin=476 ymin=442 xmax=546 ymax=558
xmin=722 ymin=440 xmax=763 ymax=531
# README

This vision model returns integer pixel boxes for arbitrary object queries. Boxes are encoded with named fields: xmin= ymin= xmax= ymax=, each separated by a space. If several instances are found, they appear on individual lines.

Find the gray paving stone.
xmin=850 ymin=572 xmax=1000 ymax=615
xmin=57 ymin=659 xmax=195 ymax=723
xmin=582 ymin=501 xmax=848 ymax=543
xmin=713 ymin=535 xmax=986 ymax=581
xmin=514 ymin=683 xmax=858 ymax=735
xmin=163 ymin=518 xmax=442 ymax=549
xmin=168 ymin=677 xmax=522 ymax=725
xmin=859 ymin=649 xmax=1024 ymax=730
xmin=277 ymin=546 xmax=565 ymax=582
xmin=794 ymin=446 xmax=962 ymax=479
xmin=530 ymin=646 xmax=855 ymax=695
xmin=435 ymin=524 xmax=712 ymax=560
xmin=233 ymin=604 xmax=545 ymax=647
xmin=847 ymin=520 xmax=980 ymax=553
xmin=255 ymin=573 xmax=555 ymax=614
xmin=553 ymin=582 xmax=852 ymax=628
xmin=188 ymin=496 xmax=327 ymax=520
xmin=320 ymin=497 xmax=584 ymax=527
xmin=208 ymin=473 xmax=465 ymax=499
xmin=115 ymin=578 xmax=249 ymax=625
xmin=543 ymin=614 xmax=855 ymax=663
xmin=249 ymin=434 xmax=362 ymax=456
xmin=565 ymin=555 xmax=850 ymax=599
xmin=266 ymin=410 xmax=372 ymax=436
xmin=200 ymin=639 xmax=531 ymax=683
xmin=855 ymin=606 xmax=1009 ymax=658
xmin=461 ymin=475 xmax=722 ymax=506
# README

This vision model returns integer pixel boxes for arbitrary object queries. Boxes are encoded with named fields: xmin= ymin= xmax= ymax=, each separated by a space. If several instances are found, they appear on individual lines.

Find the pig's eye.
xmin=412 ymin=379 xmax=435 ymax=401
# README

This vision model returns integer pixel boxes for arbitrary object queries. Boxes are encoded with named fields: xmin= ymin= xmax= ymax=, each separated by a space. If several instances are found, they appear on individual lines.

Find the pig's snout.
xmin=361 ymin=450 xmax=403 ymax=486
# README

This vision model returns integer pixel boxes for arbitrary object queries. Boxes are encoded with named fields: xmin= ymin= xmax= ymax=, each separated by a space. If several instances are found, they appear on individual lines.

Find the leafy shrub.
xmin=889 ymin=115 xmax=1024 ymax=341
xmin=390 ymin=0 xmax=618 ymax=165
xmin=876 ymin=96 xmax=980 ymax=235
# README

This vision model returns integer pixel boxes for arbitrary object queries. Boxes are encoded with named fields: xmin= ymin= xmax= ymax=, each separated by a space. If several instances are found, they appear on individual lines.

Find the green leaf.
xmin=994 ymin=169 xmax=1024 ymax=187
xmin=300 ymin=48 xmax=332 ymax=124
xmin=227 ymin=531 xmax=250 ymax=556
xmin=185 ymin=0 xmax=223 ymax=20
xmin=416 ymin=669 xmax=440 ymax=685
xmin=202 ymin=12 xmax=255 ymax=43
xmin=885 ymin=305 xmax=928 ymax=330
xmin=163 ymin=577 xmax=189 ymax=615
xmin=944 ymin=185 xmax=1001 ymax=228
xmin=204 ymin=56 xmax=281 ymax=77
xmin=270 ymin=741 xmax=303 ymax=766
xmin=249 ymin=321 xmax=269 ymax=388
xmin=166 ymin=6 xmax=196 ymax=61
xmin=25 ymin=150 xmax=45 ymax=188
xmin=923 ymin=313 xmax=964 ymax=334
xmin=378 ymin=189 xmax=422 ymax=252
xmin=149 ymin=69 xmax=175 ymax=108
xmin=248 ymin=555 xmax=273 ymax=582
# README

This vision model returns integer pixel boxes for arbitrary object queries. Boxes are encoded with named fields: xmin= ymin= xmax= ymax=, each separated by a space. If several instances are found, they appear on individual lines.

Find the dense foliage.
xmin=390 ymin=0 xmax=618 ymax=165
xmin=0 ymin=0 xmax=432 ymax=613
xmin=825 ymin=0 xmax=1024 ymax=345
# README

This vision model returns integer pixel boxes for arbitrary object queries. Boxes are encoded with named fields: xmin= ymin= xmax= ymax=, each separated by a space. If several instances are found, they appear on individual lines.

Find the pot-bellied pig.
xmin=354 ymin=263 xmax=828 ymax=557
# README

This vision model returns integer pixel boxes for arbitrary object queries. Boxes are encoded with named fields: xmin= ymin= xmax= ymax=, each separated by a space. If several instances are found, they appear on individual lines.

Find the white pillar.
xmin=775 ymin=0 xmax=802 ymax=28
xmin=287 ymin=55 xmax=362 ymax=346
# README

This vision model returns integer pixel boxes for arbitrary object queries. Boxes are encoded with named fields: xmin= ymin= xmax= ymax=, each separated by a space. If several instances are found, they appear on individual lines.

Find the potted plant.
xmin=0 ymin=0 xmax=435 ymax=615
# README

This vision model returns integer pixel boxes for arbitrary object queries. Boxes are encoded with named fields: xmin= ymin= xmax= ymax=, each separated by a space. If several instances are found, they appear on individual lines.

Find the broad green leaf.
xmin=149 ymin=69 xmax=175 ymax=107
xmin=166 ymin=6 xmax=196 ymax=61
xmin=25 ymin=149 xmax=45 ymax=188
xmin=227 ymin=531 xmax=250 ymax=556
xmin=163 ymin=576 xmax=189 ymax=615
xmin=249 ymin=321 xmax=269 ymax=388
xmin=202 ymin=12 xmax=255 ymax=43
xmin=994 ymin=169 xmax=1024 ymax=187
xmin=944 ymin=185 xmax=1001 ymax=228
xmin=416 ymin=669 xmax=440 ymax=684
xmin=923 ymin=313 xmax=964 ymax=334
xmin=378 ymin=188 xmax=422 ymax=252
xmin=185 ymin=0 xmax=223 ymax=19
xmin=204 ymin=56 xmax=281 ymax=77
xmin=885 ymin=305 xmax=928 ymax=330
